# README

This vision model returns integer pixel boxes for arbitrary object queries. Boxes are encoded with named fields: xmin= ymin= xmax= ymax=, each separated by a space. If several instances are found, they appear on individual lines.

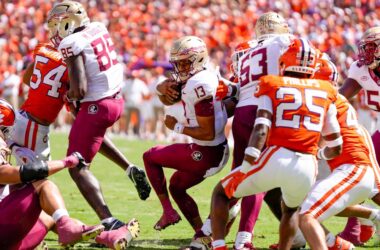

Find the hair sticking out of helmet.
xmin=314 ymin=53 xmax=339 ymax=85
xmin=47 ymin=1 xmax=90 ymax=47
xmin=169 ymin=36 xmax=209 ymax=82
xmin=255 ymin=12 xmax=290 ymax=41
xmin=358 ymin=27 xmax=380 ymax=70
xmin=279 ymin=38 xmax=318 ymax=77
xmin=230 ymin=40 xmax=257 ymax=76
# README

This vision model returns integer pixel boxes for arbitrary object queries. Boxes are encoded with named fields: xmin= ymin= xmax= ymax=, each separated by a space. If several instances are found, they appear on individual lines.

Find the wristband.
xmin=244 ymin=147 xmax=261 ymax=159
xmin=254 ymin=117 xmax=272 ymax=128
xmin=174 ymin=123 xmax=185 ymax=134
xmin=325 ymin=136 xmax=343 ymax=147
xmin=317 ymin=146 xmax=331 ymax=160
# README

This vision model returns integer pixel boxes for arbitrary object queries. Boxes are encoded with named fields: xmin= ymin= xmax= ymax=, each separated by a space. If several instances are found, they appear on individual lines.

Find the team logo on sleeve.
xmin=191 ymin=151 xmax=203 ymax=161
xmin=88 ymin=104 xmax=98 ymax=114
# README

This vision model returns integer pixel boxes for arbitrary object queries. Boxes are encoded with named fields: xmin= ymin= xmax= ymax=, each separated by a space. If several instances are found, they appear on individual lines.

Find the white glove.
xmin=12 ymin=145 xmax=38 ymax=165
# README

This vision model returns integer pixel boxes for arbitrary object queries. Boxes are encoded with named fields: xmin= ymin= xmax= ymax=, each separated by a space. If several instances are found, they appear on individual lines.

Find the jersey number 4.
xmin=276 ymin=87 xmax=327 ymax=132
xmin=30 ymin=55 xmax=65 ymax=98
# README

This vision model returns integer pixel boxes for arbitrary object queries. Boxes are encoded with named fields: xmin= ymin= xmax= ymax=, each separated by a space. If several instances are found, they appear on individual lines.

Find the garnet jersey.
xmin=58 ymin=22 xmax=122 ymax=102
xmin=347 ymin=61 xmax=380 ymax=111
xmin=21 ymin=43 xmax=69 ymax=124
xmin=236 ymin=34 xmax=295 ymax=108
xmin=255 ymin=75 xmax=339 ymax=155
xmin=181 ymin=69 xmax=227 ymax=146
xmin=327 ymin=94 xmax=371 ymax=170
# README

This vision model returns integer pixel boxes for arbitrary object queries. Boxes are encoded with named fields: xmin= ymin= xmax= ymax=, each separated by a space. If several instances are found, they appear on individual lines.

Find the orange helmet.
xmin=0 ymin=99 xmax=15 ymax=127
xmin=279 ymin=38 xmax=318 ymax=76
xmin=230 ymin=40 xmax=257 ymax=75
xmin=314 ymin=54 xmax=339 ymax=83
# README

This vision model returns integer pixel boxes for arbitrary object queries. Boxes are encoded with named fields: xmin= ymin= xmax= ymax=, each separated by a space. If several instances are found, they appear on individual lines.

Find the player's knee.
xmin=168 ymin=178 xmax=186 ymax=196
xmin=32 ymin=179 xmax=55 ymax=193
xmin=212 ymin=182 xmax=228 ymax=200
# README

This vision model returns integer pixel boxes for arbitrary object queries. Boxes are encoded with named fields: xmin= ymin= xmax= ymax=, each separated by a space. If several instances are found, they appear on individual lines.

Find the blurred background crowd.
xmin=0 ymin=0 xmax=379 ymax=140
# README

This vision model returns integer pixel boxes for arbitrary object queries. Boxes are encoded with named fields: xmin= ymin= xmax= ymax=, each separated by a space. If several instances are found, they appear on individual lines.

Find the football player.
xmin=210 ymin=38 xmax=342 ymax=250
xmin=47 ymin=1 xmax=142 ymax=248
xmin=337 ymin=26 xmax=380 ymax=245
xmin=213 ymin=12 xmax=306 ymax=250
xmin=0 ymin=99 xmax=105 ymax=249
xmin=17 ymin=3 xmax=150 ymax=201
xmin=144 ymin=36 xmax=229 ymax=233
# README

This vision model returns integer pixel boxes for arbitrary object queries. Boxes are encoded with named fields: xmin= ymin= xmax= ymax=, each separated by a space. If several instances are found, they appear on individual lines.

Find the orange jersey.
xmin=255 ymin=75 xmax=337 ymax=155
xmin=327 ymin=95 xmax=371 ymax=170
xmin=21 ymin=43 xmax=69 ymax=124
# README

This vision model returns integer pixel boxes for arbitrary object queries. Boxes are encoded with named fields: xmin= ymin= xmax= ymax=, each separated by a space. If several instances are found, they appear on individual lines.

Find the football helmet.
xmin=231 ymin=40 xmax=257 ymax=75
xmin=358 ymin=27 xmax=380 ymax=69
xmin=0 ymin=99 xmax=15 ymax=142
xmin=255 ymin=12 xmax=290 ymax=41
xmin=279 ymin=38 xmax=318 ymax=76
xmin=314 ymin=53 xmax=339 ymax=84
xmin=169 ymin=36 xmax=208 ymax=82
xmin=47 ymin=1 xmax=90 ymax=47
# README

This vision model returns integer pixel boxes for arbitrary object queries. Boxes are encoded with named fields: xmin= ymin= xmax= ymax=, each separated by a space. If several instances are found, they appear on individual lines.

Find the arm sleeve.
xmin=322 ymin=103 xmax=340 ymax=136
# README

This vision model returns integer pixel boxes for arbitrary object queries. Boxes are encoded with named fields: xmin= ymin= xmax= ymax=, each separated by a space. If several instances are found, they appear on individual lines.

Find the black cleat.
xmin=128 ymin=165 xmax=151 ymax=200
xmin=102 ymin=218 xmax=125 ymax=231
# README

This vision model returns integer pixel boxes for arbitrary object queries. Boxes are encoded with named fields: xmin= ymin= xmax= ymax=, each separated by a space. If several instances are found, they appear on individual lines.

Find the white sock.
xmin=235 ymin=231 xmax=252 ymax=249
xmin=52 ymin=208 xmax=69 ymax=222
xmin=369 ymin=209 xmax=380 ymax=221
xmin=201 ymin=218 xmax=212 ymax=236
xmin=326 ymin=232 xmax=336 ymax=247
xmin=101 ymin=217 xmax=116 ymax=224
xmin=126 ymin=165 xmax=133 ymax=175
xmin=212 ymin=240 xmax=226 ymax=248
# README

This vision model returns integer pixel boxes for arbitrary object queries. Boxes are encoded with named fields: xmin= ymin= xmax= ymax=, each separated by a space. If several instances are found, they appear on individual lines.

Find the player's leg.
xmin=0 ymin=184 xmax=42 ymax=249
xmin=300 ymin=164 xmax=373 ymax=249
xmin=33 ymin=179 xmax=104 ymax=246
xmin=67 ymin=98 xmax=127 ymax=229
xmin=231 ymin=105 xmax=265 ymax=249
xmin=99 ymin=135 xmax=151 ymax=200
xmin=18 ymin=212 xmax=52 ymax=250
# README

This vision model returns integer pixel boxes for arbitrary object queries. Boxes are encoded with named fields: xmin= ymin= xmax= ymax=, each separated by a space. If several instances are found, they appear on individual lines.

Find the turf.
xmin=43 ymin=132 xmax=379 ymax=249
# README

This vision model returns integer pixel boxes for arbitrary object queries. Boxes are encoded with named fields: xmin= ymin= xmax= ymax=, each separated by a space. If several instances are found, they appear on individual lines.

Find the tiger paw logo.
xmin=88 ymin=104 xmax=98 ymax=114
xmin=191 ymin=151 xmax=203 ymax=161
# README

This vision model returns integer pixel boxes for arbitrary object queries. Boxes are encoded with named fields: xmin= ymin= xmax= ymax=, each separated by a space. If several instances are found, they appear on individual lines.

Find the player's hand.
xmin=62 ymin=152 xmax=88 ymax=168
xmin=216 ymin=80 xmax=230 ymax=101
xmin=157 ymin=79 xmax=180 ymax=102
xmin=164 ymin=115 xmax=178 ymax=130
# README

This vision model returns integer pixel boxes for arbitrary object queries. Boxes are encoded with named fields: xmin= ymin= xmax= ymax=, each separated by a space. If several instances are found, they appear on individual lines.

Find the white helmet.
xmin=255 ymin=12 xmax=290 ymax=41
xmin=358 ymin=27 xmax=380 ymax=69
xmin=170 ymin=36 xmax=208 ymax=82
xmin=47 ymin=1 xmax=90 ymax=47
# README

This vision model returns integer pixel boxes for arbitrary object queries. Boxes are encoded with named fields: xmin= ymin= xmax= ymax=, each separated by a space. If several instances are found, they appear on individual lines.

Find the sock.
xmin=369 ymin=209 xmax=380 ymax=221
xmin=52 ymin=208 xmax=69 ymax=222
xmin=201 ymin=218 xmax=212 ymax=236
xmin=101 ymin=217 xmax=116 ymax=225
xmin=212 ymin=240 xmax=226 ymax=248
xmin=126 ymin=165 xmax=134 ymax=176
xmin=159 ymin=196 xmax=174 ymax=212
xmin=235 ymin=231 xmax=252 ymax=249
xmin=326 ymin=233 xmax=336 ymax=247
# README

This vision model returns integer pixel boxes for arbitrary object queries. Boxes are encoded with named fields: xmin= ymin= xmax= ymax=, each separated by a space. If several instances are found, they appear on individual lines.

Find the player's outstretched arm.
xmin=65 ymin=54 xmax=87 ymax=101
xmin=0 ymin=152 xmax=85 ymax=184
xmin=339 ymin=78 xmax=362 ymax=100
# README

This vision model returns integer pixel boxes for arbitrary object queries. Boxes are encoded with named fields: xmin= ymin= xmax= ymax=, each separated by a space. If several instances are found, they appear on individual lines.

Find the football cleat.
xmin=154 ymin=209 xmax=181 ymax=231
xmin=103 ymin=218 xmax=125 ymax=231
xmin=233 ymin=242 xmax=256 ymax=250
xmin=189 ymin=230 xmax=212 ymax=250
xmin=128 ymin=165 xmax=151 ymax=200
xmin=96 ymin=219 xmax=140 ymax=250
xmin=56 ymin=216 xmax=104 ymax=246
xmin=328 ymin=236 xmax=355 ymax=250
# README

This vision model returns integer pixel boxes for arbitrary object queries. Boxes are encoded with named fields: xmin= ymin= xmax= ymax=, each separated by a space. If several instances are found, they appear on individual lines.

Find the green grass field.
xmin=43 ymin=132 xmax=379 ymax=249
